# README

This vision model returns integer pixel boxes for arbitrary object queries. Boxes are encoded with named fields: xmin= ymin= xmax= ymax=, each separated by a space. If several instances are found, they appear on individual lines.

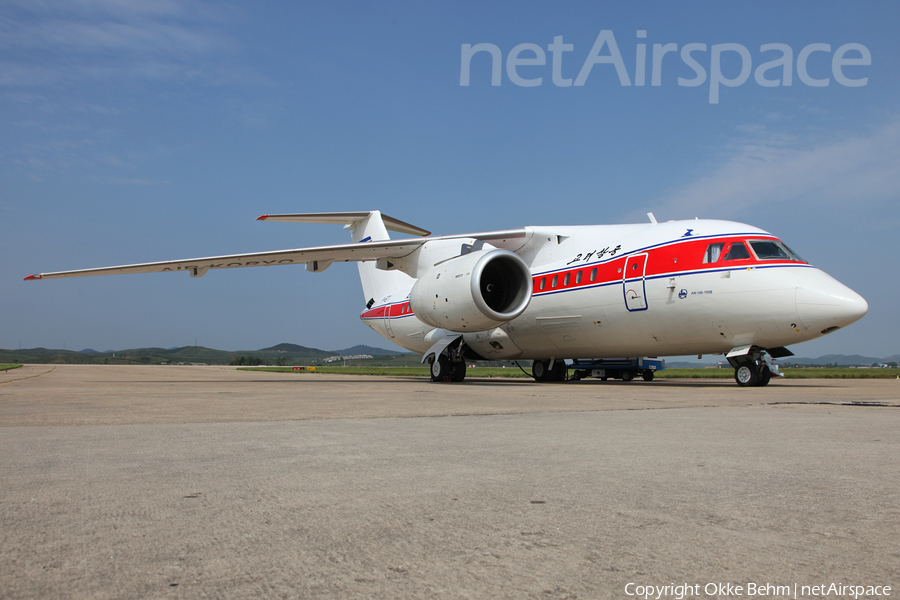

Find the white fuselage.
xmin=360 ymin=219 xmax=867 ymax=361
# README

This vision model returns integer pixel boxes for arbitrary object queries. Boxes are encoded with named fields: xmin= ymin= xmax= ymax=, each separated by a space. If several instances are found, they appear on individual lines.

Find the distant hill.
xmin=255 ymin=343 xmax=332 ymax=360
xmin=259 ymin=343 xmax=322 ymax=354
xmin=255 ymin=342 xmax=405 ymax=359
xmin=784 ymin=354 xmax=885 ymax=366
xmin=0 ymin=342 xmax=415 ymax=366
xmin=331 ymin=344 xmax=404 ymax=356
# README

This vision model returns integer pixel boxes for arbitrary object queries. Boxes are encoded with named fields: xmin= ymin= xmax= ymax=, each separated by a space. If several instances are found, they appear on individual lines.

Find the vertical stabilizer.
xmin=347 ymin=211 xmax=416 ymax=304
xmin=256 ymin=211 xmax=428 ymax=306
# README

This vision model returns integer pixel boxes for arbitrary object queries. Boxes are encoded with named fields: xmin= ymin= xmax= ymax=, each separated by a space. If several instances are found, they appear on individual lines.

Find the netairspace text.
xmin=460 ymin=30 xmax=871 ymax=103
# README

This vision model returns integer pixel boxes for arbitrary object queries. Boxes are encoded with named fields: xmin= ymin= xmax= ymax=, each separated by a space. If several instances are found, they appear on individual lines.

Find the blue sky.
xmin=3 ymin=1 xmax=898 ymax=357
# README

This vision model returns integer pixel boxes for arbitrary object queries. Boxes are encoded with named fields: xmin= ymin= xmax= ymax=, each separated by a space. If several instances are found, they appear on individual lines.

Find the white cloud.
xmin=0 ymin=0 xmax=260 ymax=181
xmin=93 ymin=176 xmax=170 ymax=185
xmin=0 ymin=61 xmax=64 ymax=86
xmin=3 ymin=19 xmax=227 ymax=55
xmin=648 ymin=118 xmax=900 ymax=220
xmin=0 ymin=0 xmax=238 ymax=87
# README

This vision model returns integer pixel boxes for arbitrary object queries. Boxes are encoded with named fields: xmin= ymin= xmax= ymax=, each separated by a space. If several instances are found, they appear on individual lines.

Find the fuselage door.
xmin=623 ymin=253 xmax=648 ymax=312
xmin=382 ymin=298 xmax=395 ymax=338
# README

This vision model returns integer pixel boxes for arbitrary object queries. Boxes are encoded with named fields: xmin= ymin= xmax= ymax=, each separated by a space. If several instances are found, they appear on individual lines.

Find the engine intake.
xmin=409 ymin=249 xmax=532 ymax=332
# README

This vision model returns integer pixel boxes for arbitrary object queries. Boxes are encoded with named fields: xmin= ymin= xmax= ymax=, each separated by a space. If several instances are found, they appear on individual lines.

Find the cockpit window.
xmin=703 ymin=243 xmax=724 ymax=263
xmin=781 ymin=243 xmax=805 ymax=263
xmin=749 ymin=239 xmax=805 ymax=262
xmin=750 ymin=240 xmax=792 ymax=260
xmin=723 ymin=242 xmax=751 ymax=261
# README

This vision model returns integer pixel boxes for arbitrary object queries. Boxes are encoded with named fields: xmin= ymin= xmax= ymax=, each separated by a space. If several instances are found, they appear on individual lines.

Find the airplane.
xmin=25 ymin=211 xmax=868 ymax=386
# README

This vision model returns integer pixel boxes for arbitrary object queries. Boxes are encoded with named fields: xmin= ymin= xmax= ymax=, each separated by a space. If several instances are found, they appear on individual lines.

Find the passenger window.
xmin=724 ymin=242 xmax=751 ymax=261
xmin=576 ymin=271 xmax=583 ymax=284
xmin=564 ymin=273 xmax=570 ymax=286
xmin=551 ymin=275 xmax=558 ymax=288
xmin=590 ymin=268 xmax=597 ymax=282
xmin=703 ymin=243 xmax=724 ymax=263
xmin=539 ymin=277 xmax=546 ymax=290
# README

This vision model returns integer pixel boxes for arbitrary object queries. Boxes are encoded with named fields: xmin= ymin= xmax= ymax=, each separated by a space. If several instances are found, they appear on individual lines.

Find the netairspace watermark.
xmin=624 ymin=582 xmax=891 ymax=600
xmin=459 ymin=30 xmax=871 ymax=103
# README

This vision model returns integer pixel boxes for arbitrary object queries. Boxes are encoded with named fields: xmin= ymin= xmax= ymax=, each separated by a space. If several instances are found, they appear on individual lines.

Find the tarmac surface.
xmin=1 ymin=364 xmax=898 ymax=599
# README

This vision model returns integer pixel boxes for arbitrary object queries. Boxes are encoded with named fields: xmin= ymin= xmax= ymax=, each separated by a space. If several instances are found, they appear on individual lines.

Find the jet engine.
xmin=409 ymin=249 xmax=533 ymax=332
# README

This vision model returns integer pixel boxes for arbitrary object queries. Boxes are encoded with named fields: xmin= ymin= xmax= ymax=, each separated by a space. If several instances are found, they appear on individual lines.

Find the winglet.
xmin=24 ymin=274 xmax=42 ymax=281
xmin=256 ymin=215 xmax=268 ymax=221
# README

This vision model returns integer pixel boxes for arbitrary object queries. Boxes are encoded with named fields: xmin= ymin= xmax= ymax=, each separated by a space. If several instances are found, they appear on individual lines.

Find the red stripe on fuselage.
xmin=361 ymin=301 xmax=414 ymax=320
xmin=532 ymin=235 xmax=806 ymax=296
xmin=359 ymin=235 xmax=808 ymax=317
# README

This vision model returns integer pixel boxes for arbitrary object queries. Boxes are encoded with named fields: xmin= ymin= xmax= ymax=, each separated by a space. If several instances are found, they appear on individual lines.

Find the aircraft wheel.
xmin=551 ymin=361 xmax=567 ymax=382
xmin=430 ymin=354 xmax=452 ymax=382
xmin=642 ymin=370 xmax=654 ymax=382
xmin=450 ymin=361 xmax=467 ymax=383
xmin=756 ymin=365 xmax=771 ymax=386
xmin=532 ymin=360 xmax=549 ymax=382
xmin=734 ymin=364 xmax=759 ymax=387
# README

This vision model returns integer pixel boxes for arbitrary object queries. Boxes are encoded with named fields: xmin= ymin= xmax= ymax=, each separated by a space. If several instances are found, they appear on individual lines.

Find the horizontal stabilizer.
xmin=257 ymin=212 xmax=431 ymax=237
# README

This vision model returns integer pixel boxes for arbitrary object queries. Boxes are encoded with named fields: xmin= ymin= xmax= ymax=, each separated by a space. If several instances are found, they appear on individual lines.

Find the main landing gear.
xmin=531 ymin=359 xmax=567 ymax=382
xmin=427 ymin=340 xmax=468 ymax=382
xmin=730 ymin=353 xmax=774 ymax=387
xmin=429 ymin=353 xmax=466 ymax=382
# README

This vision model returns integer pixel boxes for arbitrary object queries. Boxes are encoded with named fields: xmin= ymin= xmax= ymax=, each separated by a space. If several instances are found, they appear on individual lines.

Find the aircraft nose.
xmin=795 ymin=271 xmax=868 ymax=335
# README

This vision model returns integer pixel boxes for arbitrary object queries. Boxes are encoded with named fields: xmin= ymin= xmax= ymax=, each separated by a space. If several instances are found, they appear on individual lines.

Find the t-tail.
xmin=256 ymin=211 xmax=430 ymax=306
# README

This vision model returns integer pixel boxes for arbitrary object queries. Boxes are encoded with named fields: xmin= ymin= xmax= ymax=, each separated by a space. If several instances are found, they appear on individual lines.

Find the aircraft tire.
xmin=551 ymin=361 xmax=567 ymax=382
xmin=756 ymin=365 xmax=772 ymax=386
xmin=430 ymin=354 xmax=452 ymax=382
xmin=734 ymin=364 xmax=759 ymax=387
xmin=532 ymin=360 xmax=549 ymax=382
xmin=642 ymin=370 xmax=654 ymax=382
xmin=450 ymin=361 xmax=467 ymax=382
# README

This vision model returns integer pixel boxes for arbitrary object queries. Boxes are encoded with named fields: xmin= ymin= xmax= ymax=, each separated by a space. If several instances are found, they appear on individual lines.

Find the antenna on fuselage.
xmin=647 ymin=212 xmax=658 ymax=224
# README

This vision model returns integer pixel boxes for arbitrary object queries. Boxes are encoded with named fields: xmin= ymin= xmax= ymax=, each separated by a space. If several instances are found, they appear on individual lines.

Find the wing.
xmin=24 ymin=228 xmax=531 ymax=281
xmin=24 ymin=239 xmax=428 ymax=280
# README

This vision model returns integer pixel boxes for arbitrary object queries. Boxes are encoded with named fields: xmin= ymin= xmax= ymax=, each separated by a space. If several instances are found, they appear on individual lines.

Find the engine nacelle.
xmin=409 ymin=249 xmax=533 ymax=332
